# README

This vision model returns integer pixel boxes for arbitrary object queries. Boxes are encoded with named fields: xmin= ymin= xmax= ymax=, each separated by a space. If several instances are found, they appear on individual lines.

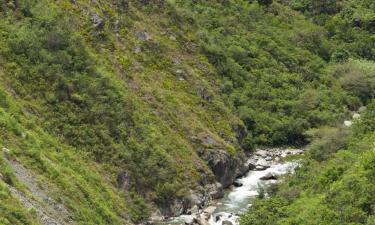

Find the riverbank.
xmin=150 ymin=148 xmax=304 ymax=225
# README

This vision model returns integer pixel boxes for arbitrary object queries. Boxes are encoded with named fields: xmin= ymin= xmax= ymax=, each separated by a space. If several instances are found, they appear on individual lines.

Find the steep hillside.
xmin=0 ymin=0 xmax=246 ymax=224
xmin=0 ymin=0 xmax=373 ymax=225
xmin=173 ymin=0 xmax=355 ymax=146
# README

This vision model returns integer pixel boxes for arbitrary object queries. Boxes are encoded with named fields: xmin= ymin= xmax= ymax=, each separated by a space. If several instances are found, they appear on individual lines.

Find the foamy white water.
xmin=208 ymin=162 xmax=298 ymax=225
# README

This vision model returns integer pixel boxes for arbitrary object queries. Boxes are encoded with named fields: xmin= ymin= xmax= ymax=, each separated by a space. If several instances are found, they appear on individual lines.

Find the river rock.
xmin=206 ymin=182 xmax=224 ymax=199
xmin=197 ymin=214 xmax=210 ymax=225
xmin=256 ymin=158 xmax=270 ymax=169
xmin=203 ymin=206 xmax=216 ymax=220
xmin=233 ymin=180 xmax=243 ymax=187
xmin=222 ymin=220 xmax=233 ymax=225
xmin=260 ymin=172 xmax=278 ymax=180
xmin=255 ymin=150 xmax=269 ymax=158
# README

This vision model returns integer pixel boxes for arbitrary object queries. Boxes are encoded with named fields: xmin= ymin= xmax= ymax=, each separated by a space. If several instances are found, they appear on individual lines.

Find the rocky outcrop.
xmin=116 ymin=171 xmax=131 ymax=190
xmin=151 ymin=148 xmax=305 ymax=224
xmin=245 ymin=148 xmax=304 ymax=171
xmin=201 ymin=149 xmax=238 ymax=188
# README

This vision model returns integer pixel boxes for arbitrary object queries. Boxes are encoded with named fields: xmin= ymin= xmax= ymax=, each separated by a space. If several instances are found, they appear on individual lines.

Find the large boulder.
xmin=201 ymin=149 xmax=238 ymax=188
xmin=255 ymin=158 xmax=270 ymax=170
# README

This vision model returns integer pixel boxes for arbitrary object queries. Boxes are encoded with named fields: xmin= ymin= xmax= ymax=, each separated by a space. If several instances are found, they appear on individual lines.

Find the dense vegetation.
xmin=0 ymin=0 xmax=373 ymax=224
xmin=0 ymin=0 xmax=242 ymax=223
xmin=241 ymin=100 xmax=375 ymax=225
xmin=173 ymin=0 xmax=368 ymax=146
xmin=239 ymin=0 xmax=375 ymax=224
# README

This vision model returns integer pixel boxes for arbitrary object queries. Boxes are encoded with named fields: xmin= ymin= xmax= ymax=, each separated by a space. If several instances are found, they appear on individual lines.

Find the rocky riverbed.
xmin=151 ymin=148 xmax=304 ymax=225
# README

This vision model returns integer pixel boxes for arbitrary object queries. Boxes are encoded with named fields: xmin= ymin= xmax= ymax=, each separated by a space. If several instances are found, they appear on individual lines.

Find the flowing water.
xmin=155 ymin=159 xmax=299 ymax=225
xmin=208 ymin=161 xmax=298 ymax=225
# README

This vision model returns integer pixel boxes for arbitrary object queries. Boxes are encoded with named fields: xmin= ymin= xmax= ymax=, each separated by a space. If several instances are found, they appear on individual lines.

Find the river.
xmin=155 ymin=149 xmax=301 ymax=225
xmin=207 ymin=161 xmax=298 ymax=225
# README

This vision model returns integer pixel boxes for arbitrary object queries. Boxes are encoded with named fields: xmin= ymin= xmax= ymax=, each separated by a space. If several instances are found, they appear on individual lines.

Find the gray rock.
xmin=265 ymin=156 xmax=273 ymax=161
xmin=90 ymin=12 xmax=104 ymax=29
xmin=136 ymin=30 xmax=151 ymax=41
xmin=202 ymin=149 xmax=238 ymax=188
xmin=206 ymin=182 xmax=224 ymax=199
xmin=260 ymin=172 xmax=278 ymax=180
xmin=117 ymin=171 xmax=131 ymax=190
xmin=255 ymin=150 xmax=268 ymax=157
xmin=233 ymin=180 xmax=243 ymax=187
xmin=232 ymin=123 xmax=247 ymax=143
xmin=255 ymin=165 xmax=269 ymax=171
xmin=256 ymin=158 xmax=270 ymax=167
xmin=202 ymin=136 xmax=218 ymax=146
xmin=222 ymin=220 xmax=233 ymax=225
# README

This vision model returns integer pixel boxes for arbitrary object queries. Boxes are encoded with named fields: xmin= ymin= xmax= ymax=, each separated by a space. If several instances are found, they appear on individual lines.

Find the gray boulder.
xmin=256 ymin=158 xmax=270 ymax=168
xmin=260 ymin=172 xmax=278 ymax=180
xmin=233 ymin=180 xmax=243 ymax=187
xmin=222 ymin=220 xmax=233 ymax=225
xmin=202 ymin=149 xmax=238 ymax=188
xmin=255 ymin=150 xmax=269 ymax=157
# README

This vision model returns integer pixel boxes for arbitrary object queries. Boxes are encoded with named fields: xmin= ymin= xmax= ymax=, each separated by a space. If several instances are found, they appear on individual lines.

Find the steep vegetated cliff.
xmin=0 ymin=0 xmax=373 ymax=224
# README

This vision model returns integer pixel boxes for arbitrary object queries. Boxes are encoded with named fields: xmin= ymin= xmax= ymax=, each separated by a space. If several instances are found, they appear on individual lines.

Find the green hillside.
xmin=0 ymin=0 xmax=374 ymax=224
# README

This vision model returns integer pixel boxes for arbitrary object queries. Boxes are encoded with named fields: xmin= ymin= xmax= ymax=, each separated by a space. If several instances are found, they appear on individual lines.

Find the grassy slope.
xmin=0 ymin=0 xmax=243 ymax=224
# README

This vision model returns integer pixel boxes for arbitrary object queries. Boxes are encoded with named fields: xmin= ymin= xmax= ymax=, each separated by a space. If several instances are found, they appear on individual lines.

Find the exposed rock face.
xmin=116 ymin=171 xmax=131 ymax=190
xmin=206 ymin=182 xmax=224 ymax=199
xmin=202 ymin=149 xmax=238 ymax=188
xmin=159 ymin=198 xmax=190 ymax=217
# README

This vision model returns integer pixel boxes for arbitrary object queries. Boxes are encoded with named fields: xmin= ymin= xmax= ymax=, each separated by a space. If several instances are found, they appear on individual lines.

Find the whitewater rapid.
xmin=208 ymin=162 xmax=298 ymax=225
